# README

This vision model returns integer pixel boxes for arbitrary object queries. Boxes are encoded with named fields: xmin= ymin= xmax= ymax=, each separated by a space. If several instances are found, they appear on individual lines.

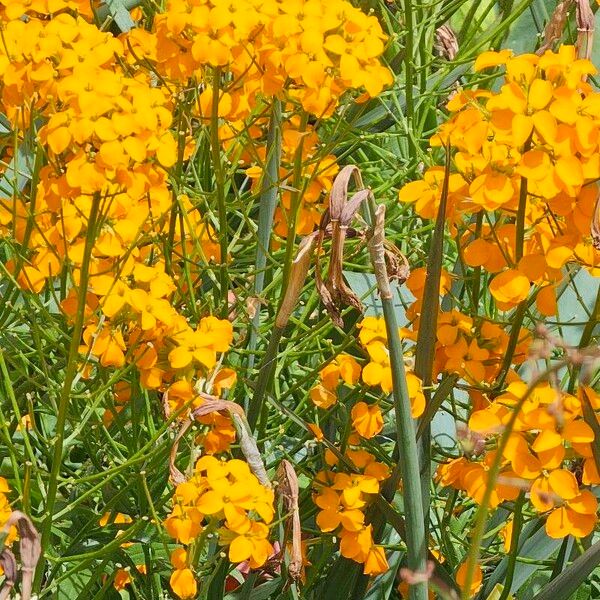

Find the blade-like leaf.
xmin=535 ymin=541 xmax=600 ymax=600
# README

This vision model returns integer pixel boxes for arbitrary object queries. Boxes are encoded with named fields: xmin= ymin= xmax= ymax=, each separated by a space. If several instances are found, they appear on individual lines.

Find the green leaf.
xmin=482 ymin=520 xmax=560 ymax=597
xmin=343 ymin=271 xmax=414 ymax=323
xmin=503 ymin=0 xmax=552 ymax=54
xmin=224 ymin=577 xmax=285 ymax=600
xmin=106 ymin=0 xmax=136 ymax=31
xmin=535 ymin=541 xmax=600 ymax=600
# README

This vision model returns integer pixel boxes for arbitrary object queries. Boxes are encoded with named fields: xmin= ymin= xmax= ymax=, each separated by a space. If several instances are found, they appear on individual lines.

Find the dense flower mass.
xmin=0 ymin=0 xmax=395 ymax=595
xmin=399 ymin=45 xmax=600 ymax=550
xmin=2 ymin=0 xmax=600 ymax=596
xmin=399 ymin=46 xmax=600 ymax=315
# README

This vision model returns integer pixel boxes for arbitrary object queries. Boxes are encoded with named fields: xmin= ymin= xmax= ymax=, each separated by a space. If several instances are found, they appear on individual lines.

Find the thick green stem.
xmin=247 ymin=99 xmax=282 ymax=375
xmin=414 ymin=145 xmax=450 ymax=535
xmin=35 ymin=193 xmax=101 ymax=591
xmin=368 ymin=201 xmax=427 ymax=600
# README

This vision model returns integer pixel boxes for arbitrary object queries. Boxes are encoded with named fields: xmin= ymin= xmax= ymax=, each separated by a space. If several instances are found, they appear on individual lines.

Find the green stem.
xmin=498 ymin=493 xmax=525 ymax=600
xmin=280 ymin=112 xmax=308 ymax=294
xmin=247 ymin=325 xmax=285 ymax=433
xmin=247 ymin=98 xmax=282 ymax=375
xmin=515 ymin=164 xmax=529 ymax=263
xmin=210 ymin=68 xmax=229 ymax=313
xmin=414 ymin=144 xmax=450 ymax=534
xmin=35 ymin=193 xmax=101 ymax=592
xmin=494 ymin=300 xmax=528 ymax=390
xmin=381 ymin=294 xmax=428 ymax=600
xmin=461 ymin=360 xmax=570 ymax=599
xmin=367 ymin=197 xmax=427 ymax=600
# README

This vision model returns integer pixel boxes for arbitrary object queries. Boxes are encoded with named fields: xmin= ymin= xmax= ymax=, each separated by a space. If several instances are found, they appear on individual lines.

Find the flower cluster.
xmin=313 ymin=435 xmax=390 ymax=575
xmin=358 ymin=316 xmax=426 ymax=430
xmin=126 ymin=0 xmax=392 ymax=118
xmin=164 ymin=456 xmax=275 ymax=598
xmin=308 ymin=318 xmax=426 ymax=439
xmin=399 ymin=46 xmax=600 ymax=314
xmin=439 ymin=381 xmax=599 ymax=539
xmin=310 ymin=353 xmax=361 ymax=410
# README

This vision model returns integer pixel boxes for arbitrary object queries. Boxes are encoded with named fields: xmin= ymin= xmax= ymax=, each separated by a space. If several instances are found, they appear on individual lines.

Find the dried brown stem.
xmin=276 ymin=460 xmax=302 ymax=582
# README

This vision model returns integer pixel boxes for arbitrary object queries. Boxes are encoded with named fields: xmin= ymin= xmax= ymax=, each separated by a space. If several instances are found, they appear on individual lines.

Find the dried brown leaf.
xmin=2 ymin=512 xmax=40 ymax=600
xmin=193 ymin=399 xmax=271 ymax=487
xmin=434 ymin=25 xmax=458 ymax=61
xmin=316 ymin=167 xmax=370 ymax=326
xmin=276 ymin=233 xmax=317 ymax=328
xmin=0 ymin=550 xmax=15 ymax=600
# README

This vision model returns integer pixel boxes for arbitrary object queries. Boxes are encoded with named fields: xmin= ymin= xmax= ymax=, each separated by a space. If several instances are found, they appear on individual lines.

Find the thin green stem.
xmin=35 ymin=193 xmax=101 ymax=592
xmin=498 ymin=493 xmax=525 ymax=600
xmin=280 ymin=111 xmax=308 ymax=295
xmin=210 ymin=68 xmax=229 ymax=313
xmin=403 ymin=0 xmax=416 ymax=161
xmin=247 ymin=325 xmax=284 ymax=433
xmin=461 ymin=359 xmax=571 ymax=599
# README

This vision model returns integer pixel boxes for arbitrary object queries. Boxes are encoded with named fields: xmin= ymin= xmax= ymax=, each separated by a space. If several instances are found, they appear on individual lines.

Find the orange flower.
xmin=489 ymin=269 xmax=531 ymax=308
xmin=170 ymin=568 xmax=197 ymax=599
xmin=113 ymin=569 xmax=132 ymax=591
xmin=456 ymin=561 xmax=483 ymax=597
xmin=351 ymin=402 xmax=383 ymax=439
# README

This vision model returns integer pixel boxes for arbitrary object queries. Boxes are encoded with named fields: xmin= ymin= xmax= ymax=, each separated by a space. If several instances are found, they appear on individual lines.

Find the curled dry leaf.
xmin=434 ymin=25 xmax=458 ymax=61
xmin=276 ymin=232 xmax=317 ymax=329
xmin=193 ymin=398 xmax=271 ymax=488
xmin=0 ymin=549 xmax=17 ymax=583
xmin=0 ymin=511 xmax=41 ymax=600
xmin=276 ymin=459 xmax=302 ymax=582
xmin=246 ymin=296 xmax=262 ymax=320
xmin=384 ymin=242 xmax=410 ymax=285
xmin=316 ymin=165 xmax=370 ymax=327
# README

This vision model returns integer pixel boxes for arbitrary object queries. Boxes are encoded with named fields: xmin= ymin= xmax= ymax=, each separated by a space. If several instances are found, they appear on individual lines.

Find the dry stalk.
xmin=276 ymin=460 xmax=303 ymax=582
xmin=536 ymin=0 xmax=575 ymax=55
xmin=576 ymin=0 xmax=594 ymax=61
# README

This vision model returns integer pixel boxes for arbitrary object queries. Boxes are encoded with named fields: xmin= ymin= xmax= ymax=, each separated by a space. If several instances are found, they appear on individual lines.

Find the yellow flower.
xmin=351 ymin=402 xmax=383 ymax=439
xmin=170 ymin=568 xmax=197 ymax=599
